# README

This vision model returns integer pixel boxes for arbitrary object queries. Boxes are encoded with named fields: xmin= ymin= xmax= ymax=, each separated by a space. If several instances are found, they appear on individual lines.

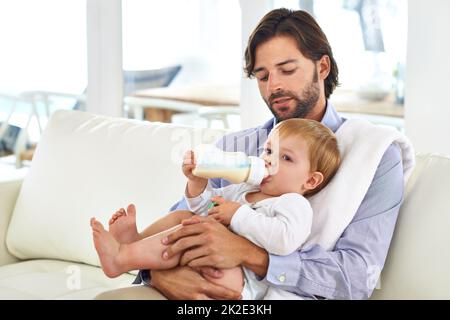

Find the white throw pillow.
xmin=6 ymin=110 xmax=225 ymax=267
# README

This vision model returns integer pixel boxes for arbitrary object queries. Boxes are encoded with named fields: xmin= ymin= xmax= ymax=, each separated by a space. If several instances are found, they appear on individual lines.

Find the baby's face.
xmin=260 ymin=133 xmax=312 ymax=196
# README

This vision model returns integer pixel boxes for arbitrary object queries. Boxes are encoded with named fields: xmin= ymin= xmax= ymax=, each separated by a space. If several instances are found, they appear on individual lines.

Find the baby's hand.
xmin=183 ymin=150 xmax=208 ymax=198
xmin=207 ymin=196 xmax=241 ymax=226
xmin=182 ymin=150 xmax=205 ymax=183
xmin=182 ymin=150 xmax=196 ymax=179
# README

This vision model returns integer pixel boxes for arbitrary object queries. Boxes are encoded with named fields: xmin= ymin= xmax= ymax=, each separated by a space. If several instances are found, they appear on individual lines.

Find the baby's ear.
xmin=305 ymin=172 xmax=324 ymax=191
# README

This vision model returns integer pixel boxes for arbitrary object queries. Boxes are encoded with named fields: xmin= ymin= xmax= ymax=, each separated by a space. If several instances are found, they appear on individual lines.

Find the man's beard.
xmin=266 ymin=68 xmax=320 ymax=122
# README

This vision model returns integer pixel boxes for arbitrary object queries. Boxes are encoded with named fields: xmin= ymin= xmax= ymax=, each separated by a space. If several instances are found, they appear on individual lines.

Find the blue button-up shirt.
xmin=161 ymin=101 xmax=404 ymax=299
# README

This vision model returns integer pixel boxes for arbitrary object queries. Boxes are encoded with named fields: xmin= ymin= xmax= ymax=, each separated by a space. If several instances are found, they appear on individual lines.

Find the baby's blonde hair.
xmin=273 ymin=118 xmax=340 ymax=196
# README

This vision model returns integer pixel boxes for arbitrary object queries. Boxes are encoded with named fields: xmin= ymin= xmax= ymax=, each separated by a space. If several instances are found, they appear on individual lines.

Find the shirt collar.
xmin=320 ymin=100 xmax=344 ymax=133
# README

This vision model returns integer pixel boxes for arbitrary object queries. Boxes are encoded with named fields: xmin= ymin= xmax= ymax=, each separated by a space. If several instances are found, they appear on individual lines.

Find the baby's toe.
xmin=91 ymin=219 xmax=105 ymax=232
xmin=127 ymin=204 xmax=136 ymax=217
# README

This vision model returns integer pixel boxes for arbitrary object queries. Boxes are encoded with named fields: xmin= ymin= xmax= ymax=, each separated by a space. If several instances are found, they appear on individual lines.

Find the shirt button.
xmin=278 ymin=274 xmax=286 ymax=283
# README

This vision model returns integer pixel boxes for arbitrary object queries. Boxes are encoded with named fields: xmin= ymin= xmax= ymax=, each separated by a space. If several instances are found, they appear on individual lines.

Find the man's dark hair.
xmin=244 ymin=8 xmax=339 ymax=99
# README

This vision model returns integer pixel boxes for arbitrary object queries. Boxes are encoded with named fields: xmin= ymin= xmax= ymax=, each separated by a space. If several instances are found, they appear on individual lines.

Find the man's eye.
xmin=282 ymin=69 xmax=296 ymax=75
xmin=259 ymin=75 xmax=268 ymax=82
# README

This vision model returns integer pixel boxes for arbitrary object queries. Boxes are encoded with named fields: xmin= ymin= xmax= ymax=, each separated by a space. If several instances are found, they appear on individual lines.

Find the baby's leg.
xmin=203 ymin=267 xmax=244 ymax=295
xmin=138 ymin=210 xmax=194 ymax=239
xmin=109 ymin=207 xmax=193 ymax=243
xmin=91 ymin=217 xmax=184 ymax=278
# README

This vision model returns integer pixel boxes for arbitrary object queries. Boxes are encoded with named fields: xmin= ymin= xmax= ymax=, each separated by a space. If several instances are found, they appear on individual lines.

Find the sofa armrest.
xmin=0 ymin=177 xmax=23 ymax=266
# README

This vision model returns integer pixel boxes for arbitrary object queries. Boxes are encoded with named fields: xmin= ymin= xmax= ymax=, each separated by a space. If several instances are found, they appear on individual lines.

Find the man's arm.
xmin=264 ymin=144 xmax=404 ymax=299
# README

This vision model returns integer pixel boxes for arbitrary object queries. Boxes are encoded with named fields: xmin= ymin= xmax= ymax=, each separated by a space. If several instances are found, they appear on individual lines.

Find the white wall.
xmin=405 ymin=0 xmax=450 ymax=156
xmin=239 ymin=0 xmax=273 ymax=129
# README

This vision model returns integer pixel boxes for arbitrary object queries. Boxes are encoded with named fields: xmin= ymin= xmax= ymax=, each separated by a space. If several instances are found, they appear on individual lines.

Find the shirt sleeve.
xmin=230 ymin=193 xmax=312 ymax=256
xmin=169 ymin=197 xmax=189 ymax=211
xmin=169 ymin=177 xmax=228 ymax=211
xmin=184 ymin=180 xmax=248 ymax=216
xmin=263 ymin=144 xmax=404 ymax=299
xmin=184 ymin=180 xmax=218 ymax=216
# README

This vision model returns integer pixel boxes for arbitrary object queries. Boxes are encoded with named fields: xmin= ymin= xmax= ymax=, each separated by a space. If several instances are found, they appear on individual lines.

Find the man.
xmin=138 ymin=8 xmax=403 ymax=300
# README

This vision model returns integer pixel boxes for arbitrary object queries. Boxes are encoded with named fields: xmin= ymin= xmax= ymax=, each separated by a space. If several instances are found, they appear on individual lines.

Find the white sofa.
xmin=0 ymin=110 xmax=449 ymax=299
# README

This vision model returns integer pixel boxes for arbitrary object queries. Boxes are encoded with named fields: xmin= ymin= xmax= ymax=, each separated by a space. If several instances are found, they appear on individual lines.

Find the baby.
xmin=90 ymin=118 xmax=340 ymax=299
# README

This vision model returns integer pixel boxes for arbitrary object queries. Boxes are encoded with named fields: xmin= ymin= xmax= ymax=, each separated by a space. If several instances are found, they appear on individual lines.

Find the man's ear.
xmin=304 ymin=172 xmax=324 ymax=191
xmin=318 ymin=55 xmax=330 ymax=80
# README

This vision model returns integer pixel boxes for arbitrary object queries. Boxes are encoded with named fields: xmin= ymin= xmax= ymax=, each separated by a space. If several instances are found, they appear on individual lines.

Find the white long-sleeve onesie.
xmin=184 ymin=180 xmax=313 ymax=299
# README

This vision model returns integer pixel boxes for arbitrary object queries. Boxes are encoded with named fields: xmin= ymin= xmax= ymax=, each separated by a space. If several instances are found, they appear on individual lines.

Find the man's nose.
xmin=267 ymin=74 xmax=282 ymax=97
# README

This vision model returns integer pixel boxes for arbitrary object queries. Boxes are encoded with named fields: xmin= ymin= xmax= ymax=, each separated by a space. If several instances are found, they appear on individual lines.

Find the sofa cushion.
xmin=0 ymin=259 xmax=134 ymax=299
xmin=371 ymin=153 xmax=450 ymax=299
xmin=6 ymin=110 xmax=225 ymax=267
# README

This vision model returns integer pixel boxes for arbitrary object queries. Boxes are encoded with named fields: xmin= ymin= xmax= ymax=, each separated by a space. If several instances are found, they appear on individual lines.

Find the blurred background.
xmin=0 ymin=0 xmax=448 ymax=168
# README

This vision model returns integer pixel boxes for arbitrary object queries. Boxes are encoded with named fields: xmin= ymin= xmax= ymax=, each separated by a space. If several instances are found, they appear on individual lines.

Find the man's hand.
xmin=162 ymin=216 xmax=243 ymax=268
xmin=207 ymin=196 xmax=241 ymax=226
xmin=195 ymin=266 xmax=224 ymax=279
xmin=161 ymin=216 xmax=269 ymax=277
xmin=150 ymin=266 xmax=241 ymax=300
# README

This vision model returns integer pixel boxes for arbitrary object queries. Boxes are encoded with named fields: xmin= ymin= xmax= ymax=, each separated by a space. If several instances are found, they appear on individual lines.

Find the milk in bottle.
xmin=192 ymin=144 xmax=268 ymax=185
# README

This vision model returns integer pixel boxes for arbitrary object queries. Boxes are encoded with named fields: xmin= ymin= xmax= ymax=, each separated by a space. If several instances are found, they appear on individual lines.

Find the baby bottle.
xmin=192 ymin=144 xmax=268 ymax=185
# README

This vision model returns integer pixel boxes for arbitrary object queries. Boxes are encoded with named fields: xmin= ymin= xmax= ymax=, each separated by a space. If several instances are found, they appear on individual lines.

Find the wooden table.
xmin=330 ymin=88 xmax=404 ymax=118
xmin=130 ymin=84 xmax=403 ymax=126
xmin=131 ymin=84 xmax=240 ymax=123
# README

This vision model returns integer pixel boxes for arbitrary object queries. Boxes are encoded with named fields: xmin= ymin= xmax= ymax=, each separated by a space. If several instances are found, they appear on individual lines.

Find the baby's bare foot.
xmin=109 ymin=204 xmax=139 ymax=244
xmin=90 ymin=218 xmax=124 ymax=278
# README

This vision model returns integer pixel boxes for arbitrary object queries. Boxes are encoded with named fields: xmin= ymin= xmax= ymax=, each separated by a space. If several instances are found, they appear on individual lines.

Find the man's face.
xmin=254 ymin=35 xmax=321 ymax=122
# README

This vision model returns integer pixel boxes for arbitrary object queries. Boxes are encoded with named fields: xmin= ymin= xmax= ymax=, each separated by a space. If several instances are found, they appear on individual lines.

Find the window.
xmin=274 ymin=0 xmax=407 ymax=99
xmin=0 ymin=0 xmax=87 ymax=147
xmin=121 ymin=0 xmax=242 ymax=129
xmin=122 ymin=0 xmax=242 ymax=87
